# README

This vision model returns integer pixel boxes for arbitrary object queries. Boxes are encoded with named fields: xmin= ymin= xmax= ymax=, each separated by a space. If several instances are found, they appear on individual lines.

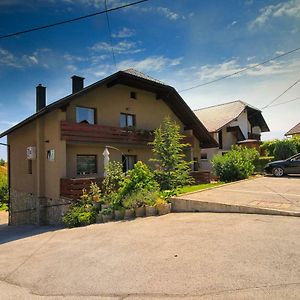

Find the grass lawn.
xmin=178 ymin=182 xmax=224 ymax=195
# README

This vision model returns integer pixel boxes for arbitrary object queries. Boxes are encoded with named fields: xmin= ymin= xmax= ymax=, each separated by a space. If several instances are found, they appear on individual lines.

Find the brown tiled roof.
xmin=123 ymin=69 xmax=166 ymax=85
xmin=194 ymin=100 xmax=269 ymax=133
xmin=285 ymin=122 xmax=300 ymax=136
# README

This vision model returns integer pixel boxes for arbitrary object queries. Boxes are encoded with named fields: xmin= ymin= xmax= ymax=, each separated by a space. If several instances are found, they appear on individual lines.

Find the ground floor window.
xmin=193 ymin=157 xmax=199 ymax=171
xmin=122 ymin=155 xmax=137 ymax=172
xmin=77 ymin=155 xmax=97 ymax=175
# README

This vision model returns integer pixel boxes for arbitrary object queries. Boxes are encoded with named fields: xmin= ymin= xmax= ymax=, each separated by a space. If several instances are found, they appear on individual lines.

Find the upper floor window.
xmin=120 ymin=113 xmax=135 ymax=128
xmin=130 ymin=91 xmax=137 ymax=99
xmin=76 ymin=106 xmax=96 ymax=124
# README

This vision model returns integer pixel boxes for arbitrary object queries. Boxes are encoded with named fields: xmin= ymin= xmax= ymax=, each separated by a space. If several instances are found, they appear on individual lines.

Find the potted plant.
xmin=155 ymin=197 xmax=171 ymax=215
xmin=131 ymin=190 xmax=145 ymax=217
xmin=144 ymin=189 xmax=158 ymax=217
xmin=101 ymin=207 xmax=114 ymax=223
xmin=123 ymin=196 xmax=135 ymax=220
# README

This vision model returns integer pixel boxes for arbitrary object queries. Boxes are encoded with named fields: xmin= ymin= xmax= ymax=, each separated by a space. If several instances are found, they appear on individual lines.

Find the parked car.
xmin=264 ymin=153 xmax=300 ymax=177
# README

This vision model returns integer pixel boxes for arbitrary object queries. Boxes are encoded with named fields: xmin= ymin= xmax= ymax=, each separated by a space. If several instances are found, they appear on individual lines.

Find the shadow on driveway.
xmin=0 ymin=223 xmax=63 ymax=245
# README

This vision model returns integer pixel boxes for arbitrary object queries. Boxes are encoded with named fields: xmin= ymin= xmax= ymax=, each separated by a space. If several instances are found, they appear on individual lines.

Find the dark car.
xmin=264 ymin=153 xmax=300 ymax=177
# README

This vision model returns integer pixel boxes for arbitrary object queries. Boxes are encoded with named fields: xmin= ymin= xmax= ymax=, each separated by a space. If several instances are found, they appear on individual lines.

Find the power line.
xmin=261 ymin=78 xmax=300 ymax=110
xmin=105 ymin=0 xmax=117 ymax=71
xmin=0 ymin=0 xmax=149 ymax=39
xmin=179 ymin=46 xmax=300 ymax=93
xmin=267 ymin=96 xmax=300 ymax=108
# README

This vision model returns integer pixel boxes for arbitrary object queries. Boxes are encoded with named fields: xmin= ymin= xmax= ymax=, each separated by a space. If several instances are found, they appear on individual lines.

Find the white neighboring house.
xmin=194 ymin=100 xmax=270 ymax=171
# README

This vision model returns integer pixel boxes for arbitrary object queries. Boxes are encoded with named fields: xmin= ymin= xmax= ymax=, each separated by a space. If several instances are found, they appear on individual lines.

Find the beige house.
xmin=0 ymin=69 xmax=217 ymax=225
xmin=285 ymin=122 xmax=300 ymax=138
xmin=193 ymin=100 xmax=269 ymax=171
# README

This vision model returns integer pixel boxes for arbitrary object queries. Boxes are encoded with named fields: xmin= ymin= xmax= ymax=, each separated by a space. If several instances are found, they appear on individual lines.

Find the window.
xmin=122 ymin=155 xmax=137 ymax=172
xmin=218 ymin=130 xmax=223 ymax=149
xmin=130 ymin=91 xmax=137 ymax=99
xmin=120 ymin=113 xmax=135 ymax=128
xmin=76 ymin=107 xmax=96 ymax=124
xmin=28 ymin=160 xmax=32 ymax=174
xmin=77 ymin=155 xmax=97 ymax=175
xmin=200 ymin=153 xmax=208 ymax=160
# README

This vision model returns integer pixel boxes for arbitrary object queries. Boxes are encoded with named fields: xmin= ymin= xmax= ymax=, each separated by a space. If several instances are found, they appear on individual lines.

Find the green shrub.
xmin=122 ymin=187 xmax=158 ymax=208
xmin=260 ymin=140 xmax=279 ymax=156
xmin=291 ymin=136 xmax=300 ymax=153
xmin=254 ymin=156 xmax=274 ymax=173
xmin=0 ymin=159 xmax=5 ymax=166
xmin=62 ymin=205 xmax=96 ymax=228
xmin=102 ymin=161 xmax=124 ymax=195
xmin=0 ymin=171 xmax=8 ymax=210
xmin=119 ymin=161 xmax=159 ymax=198
xmin=212 ymin=146 xmax=259 ymax=182
xmin=63 ymin=183 xmax=100 ymax=227
xmin=273 ymin=140 xmax=297 ymax=160
xmin=100 ymin=207 xmax=113 ymax=215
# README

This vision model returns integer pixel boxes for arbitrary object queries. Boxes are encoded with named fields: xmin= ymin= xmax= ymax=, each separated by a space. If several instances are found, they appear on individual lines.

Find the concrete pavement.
xmin=0 ymin=213 xmax=299 ymax=299
xmin=173 ymin=176 xmax=300 ymax=217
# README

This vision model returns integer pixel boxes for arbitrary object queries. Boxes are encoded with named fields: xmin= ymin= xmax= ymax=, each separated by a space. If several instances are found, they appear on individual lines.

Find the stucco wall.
xmin=43 ymin=110 xmax=67 ymax=199
xmin=66 ymin=84 xmax=184 ymax=131
xmin=8 ymin=120 xmax=37 ymax=194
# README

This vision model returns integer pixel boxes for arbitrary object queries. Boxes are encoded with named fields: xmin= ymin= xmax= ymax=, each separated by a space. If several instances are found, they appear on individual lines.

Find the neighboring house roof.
xmin=0 ymin=69 xmax=218 ymax=148
xmin=193 ymin=100 xmax=270 ymax=133
xmin=285 ymin=122 xmax=300 ymax=136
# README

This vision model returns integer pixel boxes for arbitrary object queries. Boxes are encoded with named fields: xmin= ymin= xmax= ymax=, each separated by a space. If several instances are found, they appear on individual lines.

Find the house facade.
xmin=193 ymin=100 xmax=270 ymax=171
xmin=285 ymin=122 xmax=300 ymax=138
xmin=0 ymin=69 xmax=217 ymax=225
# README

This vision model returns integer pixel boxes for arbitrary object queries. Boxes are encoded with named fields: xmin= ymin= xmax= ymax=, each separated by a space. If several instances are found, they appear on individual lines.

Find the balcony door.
xmin=122 ymin=155 xmax=137 ymax=172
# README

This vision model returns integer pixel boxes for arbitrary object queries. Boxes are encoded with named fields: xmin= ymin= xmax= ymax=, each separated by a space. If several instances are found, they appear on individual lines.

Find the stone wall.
xmin=10 ymin=189 xmax=72 ymax=225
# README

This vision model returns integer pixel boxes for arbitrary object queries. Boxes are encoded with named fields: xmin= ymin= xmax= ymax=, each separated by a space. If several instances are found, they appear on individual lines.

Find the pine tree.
xmin=150 ymin=117 xmax=194 ymax=191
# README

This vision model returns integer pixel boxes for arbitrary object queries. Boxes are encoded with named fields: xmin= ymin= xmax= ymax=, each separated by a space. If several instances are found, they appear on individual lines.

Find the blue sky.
xmin=0 ymin=0 xmax=300 ymax=159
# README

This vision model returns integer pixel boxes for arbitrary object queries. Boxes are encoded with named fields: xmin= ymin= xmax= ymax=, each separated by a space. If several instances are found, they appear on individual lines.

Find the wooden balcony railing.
xmin=61 ymin=121 xmax=194 ymax=146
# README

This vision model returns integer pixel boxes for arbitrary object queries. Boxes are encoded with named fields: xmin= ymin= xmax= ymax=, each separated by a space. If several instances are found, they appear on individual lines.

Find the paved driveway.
xmin=175 ymin=176 xmax=300 ymax=215
xmin=0 ymin=213 xmax=300 ymax=299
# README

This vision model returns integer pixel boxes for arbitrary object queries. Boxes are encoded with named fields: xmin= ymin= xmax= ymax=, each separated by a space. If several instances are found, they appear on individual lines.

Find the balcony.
xmin=248 ymin=132 xmax=261 ymax=140
xmin=61 ymin=121 xmax=194 ymax=146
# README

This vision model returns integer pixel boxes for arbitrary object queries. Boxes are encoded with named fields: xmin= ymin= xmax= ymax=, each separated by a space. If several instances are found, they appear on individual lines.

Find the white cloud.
xmin=89 ymin=41 xmax=143 ymax=54
xmin=0 ymin=48 xmax=21 ymax=68
xmin=157 ymin=7 xmax=179 ymax=20
xmin=112 ymin=27 xmax=135 ymax=38
xmin=249 ymin=0 xmax=300 ymax=29
xmin=118 ymin=56 xmax=182 ymax=72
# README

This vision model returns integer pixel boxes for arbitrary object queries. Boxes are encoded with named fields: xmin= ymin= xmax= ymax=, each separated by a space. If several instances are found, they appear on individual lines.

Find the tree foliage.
xmin=261 ymin=137 xmax=300 ymax=158
xmin=273 ymin=140 xmax=297 ymax=160
xmin=212 ymin=146 xmax=259 ymax=182
xmin=150 ymin=117 xmax=194 ymax=190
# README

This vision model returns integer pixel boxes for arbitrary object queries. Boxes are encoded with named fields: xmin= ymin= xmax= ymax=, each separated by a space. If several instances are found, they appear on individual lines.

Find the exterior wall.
xmin=8 ymin=120 xmax=38 ymax=194
xmin=66 ymin=84 xmax=184 ymax=131
xmin=66 ymin=143 xmax=155 ymax=178
xmin=43 ymin=110 xmax=67 ymax=199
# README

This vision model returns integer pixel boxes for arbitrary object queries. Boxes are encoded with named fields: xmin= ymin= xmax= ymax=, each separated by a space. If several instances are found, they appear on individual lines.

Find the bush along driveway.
xmin=172 ymin=176 xmax=300 ymax=217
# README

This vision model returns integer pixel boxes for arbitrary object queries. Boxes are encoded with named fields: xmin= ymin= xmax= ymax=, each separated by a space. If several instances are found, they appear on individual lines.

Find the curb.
xmin=171 ymin=198 xmax=300 ymax=217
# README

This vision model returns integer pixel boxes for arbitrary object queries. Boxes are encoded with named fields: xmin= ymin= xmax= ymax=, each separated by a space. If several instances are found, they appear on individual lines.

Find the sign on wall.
xmin=26 ymin=146 xmax=36 ymax=160
xmin=47 ymin=149 xmax=55 ymax=162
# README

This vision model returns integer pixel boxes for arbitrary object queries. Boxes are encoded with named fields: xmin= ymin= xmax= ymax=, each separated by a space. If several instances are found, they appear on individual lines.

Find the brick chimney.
xmin=36 ymin=84 xmax=46 ymax=112
xmin=71 ymin=75 xmax=85 ymax=93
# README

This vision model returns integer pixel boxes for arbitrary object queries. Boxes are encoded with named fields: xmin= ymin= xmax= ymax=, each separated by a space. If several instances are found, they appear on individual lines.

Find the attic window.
xmin=130 ymin=91 xmax=137 ymax=99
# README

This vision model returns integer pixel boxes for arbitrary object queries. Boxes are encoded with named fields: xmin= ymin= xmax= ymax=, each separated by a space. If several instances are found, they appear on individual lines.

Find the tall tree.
xmin=150 ymin=117 xmax=194 ymax=191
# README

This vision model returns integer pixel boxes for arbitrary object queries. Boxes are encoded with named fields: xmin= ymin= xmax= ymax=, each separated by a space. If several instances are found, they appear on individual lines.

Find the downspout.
xmin=0 ymin=142 xmax=11 ymax=225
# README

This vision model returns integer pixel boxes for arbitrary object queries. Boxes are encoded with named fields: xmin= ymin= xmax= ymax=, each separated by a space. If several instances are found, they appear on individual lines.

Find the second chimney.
xmin=36 ymin=84 xmax=46 ymax=112
xmin=71 ymin=75 xmax=85 ymax=94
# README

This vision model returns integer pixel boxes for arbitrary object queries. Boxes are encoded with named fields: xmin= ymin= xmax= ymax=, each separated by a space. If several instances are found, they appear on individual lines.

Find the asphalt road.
xmin=0 ymin=213 xmax=299 ymax=299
